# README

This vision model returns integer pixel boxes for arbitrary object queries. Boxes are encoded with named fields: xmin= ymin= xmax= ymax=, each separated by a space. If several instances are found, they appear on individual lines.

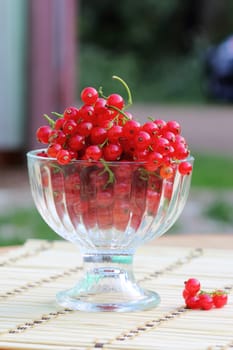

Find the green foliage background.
xmin=79 ymin=0 xmax=233 ymax=102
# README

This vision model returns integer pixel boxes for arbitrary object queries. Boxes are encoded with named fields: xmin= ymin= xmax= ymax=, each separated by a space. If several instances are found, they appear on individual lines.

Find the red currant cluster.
xmin=183 ymin=278 xmax=228 ymax=310
xmin=36 ymin=76 xmax=192 ymax=179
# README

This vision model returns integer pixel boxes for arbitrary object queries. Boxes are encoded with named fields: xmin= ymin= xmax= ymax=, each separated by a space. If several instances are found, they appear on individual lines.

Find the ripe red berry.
xmin=63 ymin=107 xmax=79 ymax=121
xmin=47 ymin=143 xmax=62 ymax=157
xmin=199 ymin=293 xmax=214 ymax=310
xmin=103 ymin=143 xmax=122 ymax=161
xmin=54 ymin=118 xmax=65 ymax=130
xmin=123 ymin=120 xmax=141 ymax=139
xmin=182 ymin=288 xmax=191 ymax=300
xmin=81 ymin=87 xmax=98 ymax=105
xmin=133 ymin=149 xmax=149 ymax=161
xmin=142 ymin=122 xmax=159 ymax=136
xmin=185 ymin=295 xmax=201 ymax=309
xmin=154 ymin=119 xmax=167 ymax=131
xmin=94 ymin=98 xmax=107 ymax=114
xmin=36 ymin=125 xmax=52 ymax=144
xmin=107 ymin=93 xmax=124 ymax=109
xmin=134 ymin=131 xmax=151 ymax=150
xmin=160 ymin=165 xmax=174 ymax=179
xmin=212 ymin=290 xmax=228 ymax=308
xmin=36 ymin=151 xmax=48 ymax=158
xmin=85 ymin=145 xmax=102 ymax=161
xmin=78 ymin=122 xmax=93 ymax=137
xmin=68 ymin=134 xmax=85 ymax=151
xmin=174 ymin=143 xmax=189 ymax=160
xmin=63 ymin=120 xmax=78 ymax=136
xmin=79 ymin=105 xmax=95 ymax=122
xmin=163 ymin=131 xmax=176 ymax=143
xmin=167 ymin=120 xmax=181 ymax=135
xmin=56 ymin=149 xmax=71 ymax=165
xmin=90 ymin=127 xmax=107 ymax=145
xmin=179 ymin=161 xmax=193 ymax=175
xmin=184 ymin=278 xmax=201 ymax=296
xmin=145 ymin=152 xmax=163 ymax=171
xmin=154 ymin=137 xmax=170 ymax=155
xmin=49 ymin=130 xmax=66 ymax=145
xmin=107 ymin=125 xmax=123 ymax=144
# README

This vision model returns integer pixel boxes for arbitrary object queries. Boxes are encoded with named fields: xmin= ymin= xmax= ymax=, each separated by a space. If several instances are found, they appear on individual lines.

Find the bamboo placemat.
xmin=0 ymin=239 xmax=232 ymax=350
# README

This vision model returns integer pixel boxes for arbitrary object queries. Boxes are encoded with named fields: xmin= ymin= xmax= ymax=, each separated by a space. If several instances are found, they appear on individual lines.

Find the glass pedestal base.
xmin=56 ymin=254 xmax=160 ymax=312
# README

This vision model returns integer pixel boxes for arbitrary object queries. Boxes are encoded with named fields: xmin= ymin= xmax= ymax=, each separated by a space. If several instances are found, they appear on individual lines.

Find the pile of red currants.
xmin=36 ymin=76 xmax=192 ymax=179
xmin=183 ymin=278 xmax=228 ymax=310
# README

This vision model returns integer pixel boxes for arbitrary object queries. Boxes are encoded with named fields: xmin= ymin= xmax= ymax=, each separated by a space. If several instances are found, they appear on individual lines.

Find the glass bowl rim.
xmin=27 ymin=149 xmax=194 ymax=166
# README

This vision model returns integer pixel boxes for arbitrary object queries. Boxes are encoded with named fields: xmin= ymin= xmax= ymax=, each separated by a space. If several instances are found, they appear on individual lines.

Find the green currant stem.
xmin=148 ymin=145 xmax=154 ymax=152
xmin=99 ymin=138 xmax=109 ymax=148
xmin=139 ymin=167 xmax=161 ymax=181
xmin=50 ymin=163 xmax=63 ymax=173
xmin=51 ymin=111 xmax=63 ymax=118
xmin=112 ymin=75 xmax=133 ymax=108
xmin=98 ymin=86 xmax=108 ymax=99
xmin=99 ymin=158 xmax=115 ymax=188
xmin=107 ymin=104 xmax=130 ymax=122
xmin=43 ymin=114 xmax=55 ymax=128
xmin=147 ymin=116 xmax=154 ymax=121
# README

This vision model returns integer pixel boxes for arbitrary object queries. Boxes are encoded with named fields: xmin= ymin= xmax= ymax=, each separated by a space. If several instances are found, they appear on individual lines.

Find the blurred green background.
xmin=79 ymin=0 xmax=233 ymax=103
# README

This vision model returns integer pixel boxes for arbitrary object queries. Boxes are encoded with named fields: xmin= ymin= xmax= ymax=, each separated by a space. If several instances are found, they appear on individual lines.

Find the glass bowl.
xmin=27 ymin=150 xmax=193 ymax=312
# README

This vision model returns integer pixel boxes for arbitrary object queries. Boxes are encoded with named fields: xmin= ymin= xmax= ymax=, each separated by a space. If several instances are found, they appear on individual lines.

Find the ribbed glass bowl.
xmin=27 ymin=150 xmax=193 ymax=312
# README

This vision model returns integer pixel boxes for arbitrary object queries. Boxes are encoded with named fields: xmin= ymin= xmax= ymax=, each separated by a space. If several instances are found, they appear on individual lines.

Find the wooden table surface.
xmin=1 ymin=234 xmax=233 ymax=254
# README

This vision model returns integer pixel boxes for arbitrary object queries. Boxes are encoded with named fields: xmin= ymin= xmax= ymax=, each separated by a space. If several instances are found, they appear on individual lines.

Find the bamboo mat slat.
xmin=0 ymin=239 xmax=232 ymax=350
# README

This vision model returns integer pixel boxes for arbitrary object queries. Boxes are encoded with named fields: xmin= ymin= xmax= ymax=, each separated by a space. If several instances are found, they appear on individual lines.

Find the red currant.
xmin=56 ymin=149 xmax=71 ymax=165
xmin=47 ymin=143 xmax=62 ymax=157
xmin=107 ymin=125 xmax=123 ymax=144
xmin=155 ymin=137 xmax=170 ymax=155
xmin=154 ymin=119 xmax=167 ymax=131
xmin=36 ymin=151 xmax=48 ymax=158
xmin=184 ymin=278 xmax=201 ymax=296
xmin=185 ymin=296 xmax=201 ymax=309
xmin=212 ymin=290 xmax=228 ymax=308
xmin=167 ymin=120 xmax=181 ymax=135
xmin=63 ymin=120 xmax=78 ymax=136
xmin=199 ymin=293 xmax=214 ymax=310
xmin=81 ymin=86 xmax=98 ymax=105
xmin=142 ymin=121 xmax=159 ymax=136
xmin=178 ymin=161 xmax=193 ymax=175
xmin=160 ymin=165 xmax=174 ymax=179
xmin=145 ymin=152 xmax=163 ymax=171
xmin=134 ymin=131 xmax=151 ymax=150
xmin=68 ymin=134 xmax=85 ymax=151
xmin=54 ymin=118 xmax=65 ymax=130
xmin=63 ymin=106 xmax=79 ymax=121
xmin=107 ymin=93 xmax=124 ymax=110
xmin=103 ymin=143 xmax=122 ymax=161
xmin=163 ymin=131 xmax=176 ymax=143
xmin=182 ymin=288 xmax=191 ymax=300
xmin=85 ymin=145 xmax=102 ymax=161
xmin=90 ymin=127 xmax=107 ymax=145
xmin=36 ymin=125 xmax=52 ymax=144
xmin=79 ymin=105 xmax=95 ymax=123
xmin=174 ymin=143 xmax=189 ymax=160
xmin=123 ymin=120 xmax=141 ymax=140
xmin=78 ymin=122 xmax=93 ymax=137
xmin=133 ymin=149 xmax=149 ymax=162
xmin=49 ymin=130 xmax=66 ymax=145
xmin=94 ymin=98 xmax=107 ymax=114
